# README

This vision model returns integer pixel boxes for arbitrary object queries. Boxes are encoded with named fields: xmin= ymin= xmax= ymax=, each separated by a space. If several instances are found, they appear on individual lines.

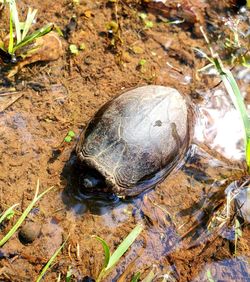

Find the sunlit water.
xmin=193 ymin=256 xmax=250 ymax=282
xmin=194 ymin=87 xmax=245 ymax=160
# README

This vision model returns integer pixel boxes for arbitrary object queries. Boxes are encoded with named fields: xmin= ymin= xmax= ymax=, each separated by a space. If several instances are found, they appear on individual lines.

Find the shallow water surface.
xmin=0 ymin=1 xmax=249 ymax=281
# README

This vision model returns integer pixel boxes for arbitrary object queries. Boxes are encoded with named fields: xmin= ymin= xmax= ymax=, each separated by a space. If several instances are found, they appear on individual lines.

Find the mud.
xmin=0 ymin=1 xmax=249 ymax=281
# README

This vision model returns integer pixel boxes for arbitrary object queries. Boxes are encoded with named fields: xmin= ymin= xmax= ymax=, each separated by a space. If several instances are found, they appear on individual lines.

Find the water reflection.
xmin=62 ymin=187 xmax=122 ymax=216
xmin=193 ymin=257 xmax=250 ymax=281
xmin=235 ymin=185 xmax=250 ymax=223
xmin=194 ymin=88 xmax=245 ymax=160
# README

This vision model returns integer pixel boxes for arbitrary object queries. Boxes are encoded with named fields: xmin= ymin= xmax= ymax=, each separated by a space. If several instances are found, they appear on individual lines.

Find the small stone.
xmin=18 ymin=222 xmax=42 ymax=244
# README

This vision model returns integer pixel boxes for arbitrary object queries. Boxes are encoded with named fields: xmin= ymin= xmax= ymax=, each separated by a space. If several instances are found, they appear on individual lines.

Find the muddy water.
xmin=0 ymin=1 xmax=250 ymax=281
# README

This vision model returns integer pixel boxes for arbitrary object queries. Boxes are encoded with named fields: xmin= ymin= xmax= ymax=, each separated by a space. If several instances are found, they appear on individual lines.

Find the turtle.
xmin=76 ymin=85 xmax=192 ymax=197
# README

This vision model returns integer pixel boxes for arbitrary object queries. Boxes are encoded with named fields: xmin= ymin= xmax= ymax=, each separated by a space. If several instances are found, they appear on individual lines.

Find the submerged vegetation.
xmin=36 ymin=237 xmax=68 ymax=282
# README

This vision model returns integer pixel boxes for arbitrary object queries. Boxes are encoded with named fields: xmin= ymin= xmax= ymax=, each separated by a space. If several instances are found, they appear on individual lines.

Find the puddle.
xmin=193 ymin=257 xmax=250 ymax=282
xmin=0 ymin=1 xmax=249 ymax=281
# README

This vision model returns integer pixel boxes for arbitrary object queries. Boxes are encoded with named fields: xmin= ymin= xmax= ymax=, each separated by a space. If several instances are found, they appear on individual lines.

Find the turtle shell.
xmin=76 ymin=85 xmax=191 ymax=196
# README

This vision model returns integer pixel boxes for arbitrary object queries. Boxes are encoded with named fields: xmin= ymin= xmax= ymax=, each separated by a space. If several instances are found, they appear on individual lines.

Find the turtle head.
xmin=82 ymin=172 xmax=105 ymax=189
xmin=81 ymin=168 xmax=106 ymax=191
xmin=79 ymin=167 xmax=119 ymax=203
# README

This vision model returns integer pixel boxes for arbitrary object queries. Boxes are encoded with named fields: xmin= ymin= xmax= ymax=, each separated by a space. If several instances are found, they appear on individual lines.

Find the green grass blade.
xmin=221 ymin=71 xmax=250 ymax=168
xmin=0 ymin=180 xmax=54 ymax=247
xmin=21 ymin=7 xmax=37 ymax=40
xmin=224 ymin=71 xmax=250 ymax=138
xmin=107 ymin=224 xmax=143 ymax=270
xmin=13 ymin=23 xmax=53 ymax=53
xmin=246 ymin=140 xmax=250 ymax=168
xmin=8 ymin=10 xmax=14 ymax=54
xmin=65 ymin=266 xmax=72 ymax=282
xmin=36 ymin=237 xmax=68 ymax=282
xmin=94 ymin=236 xmax=111 ymax=268
xmin=0 ymin=203 xmax=19 ymax=224
xmin=95 ymin=224 xmax=143 ymax=282
xmin=131 ymin=272 xmax=140 ymax=282
xmin=215 ymin=58 xmax=250 ymax=141
xmin=9 ymin=0 xmax=21 ymax=44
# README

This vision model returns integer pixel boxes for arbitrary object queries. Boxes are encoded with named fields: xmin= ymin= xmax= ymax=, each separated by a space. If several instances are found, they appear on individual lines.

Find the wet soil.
xmin=0 ymin=1 xmax=250 ymax=281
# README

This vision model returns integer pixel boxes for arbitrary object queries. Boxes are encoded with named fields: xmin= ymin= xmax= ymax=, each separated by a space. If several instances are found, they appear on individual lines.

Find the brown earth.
xmin=0 ymin=1 xmax=249 ymax=281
